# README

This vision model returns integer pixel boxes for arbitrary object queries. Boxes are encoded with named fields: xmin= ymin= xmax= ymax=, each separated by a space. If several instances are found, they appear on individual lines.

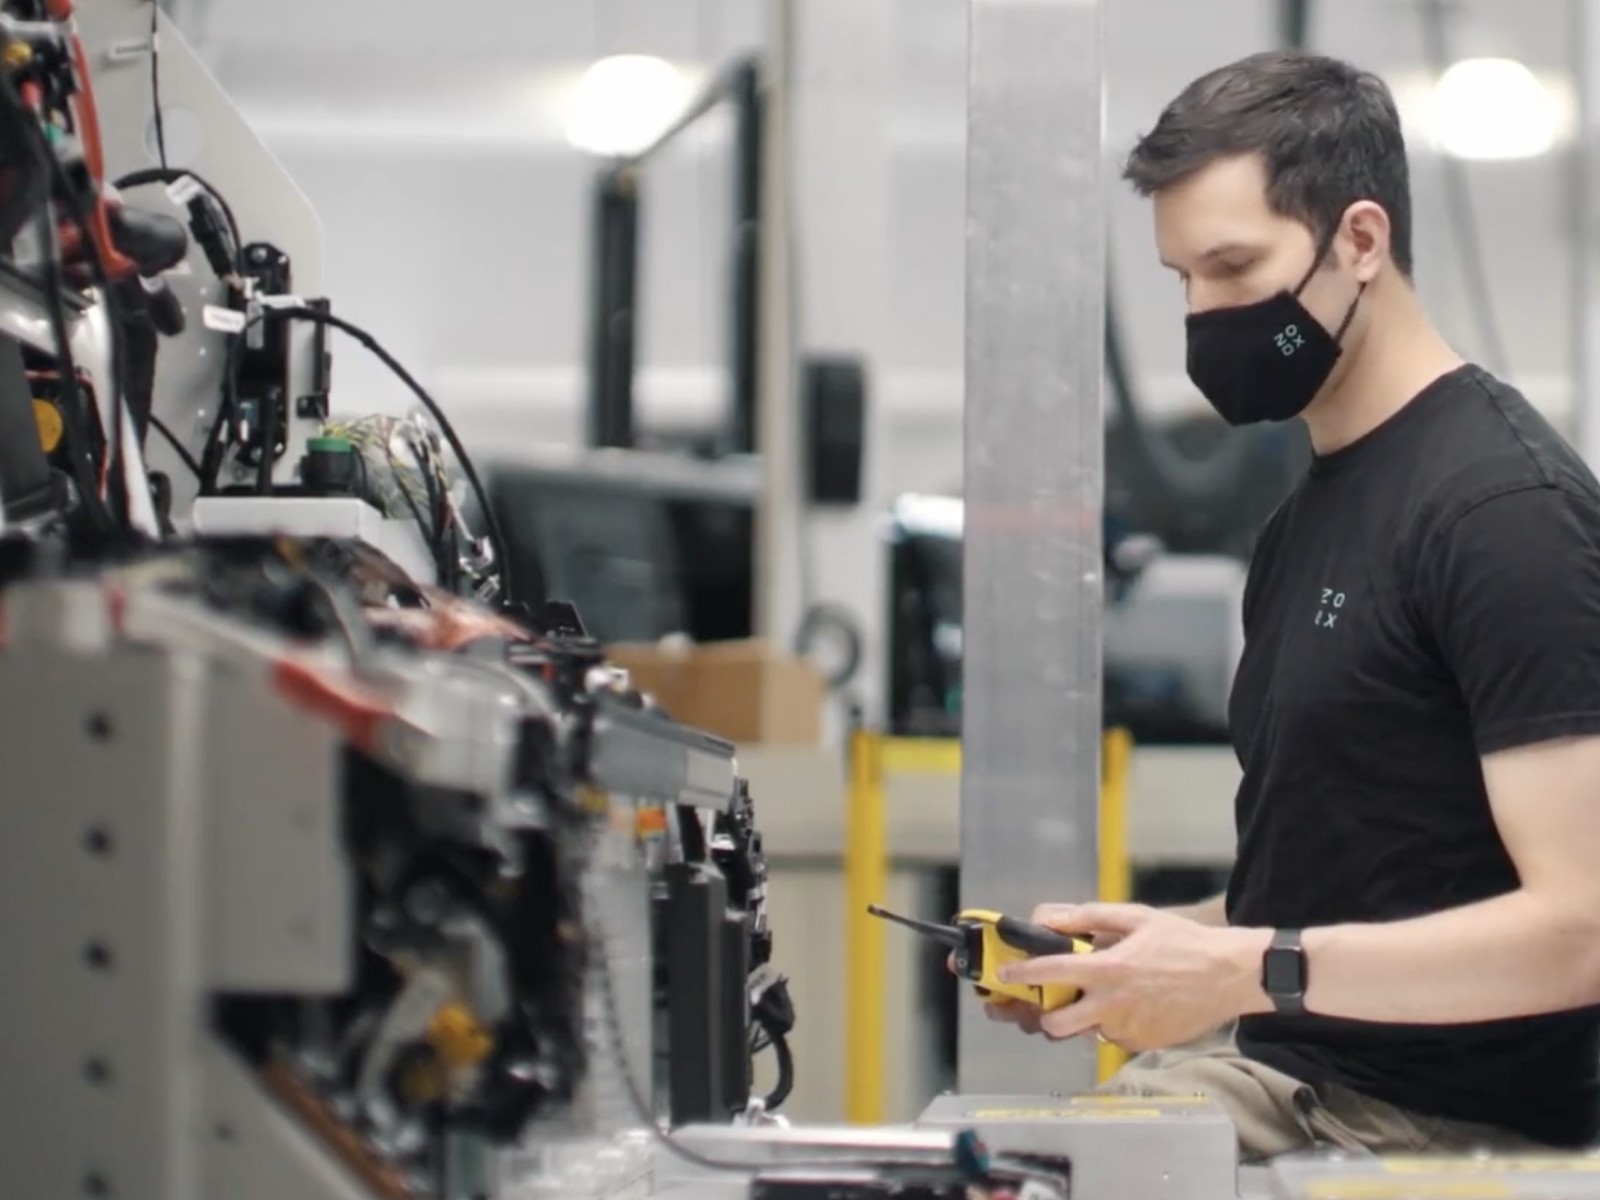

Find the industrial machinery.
xmin=0 ymin=5 xmax=813 ymax=1198
xmin=0 ymin=544 xmax=763 ymax=1198
xmin=885 ymin=492 xmax=1246 ymax=745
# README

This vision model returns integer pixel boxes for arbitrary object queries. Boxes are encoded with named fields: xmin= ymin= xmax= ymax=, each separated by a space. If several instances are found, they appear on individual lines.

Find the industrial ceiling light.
xmin=1428 ymin=57 xmax=1565 ymax=161
xmin=566 ymin=54 xmax=692 ymax=157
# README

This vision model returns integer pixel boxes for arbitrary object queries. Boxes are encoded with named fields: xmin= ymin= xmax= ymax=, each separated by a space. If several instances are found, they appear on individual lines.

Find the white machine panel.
xmin=194 ymin=494 xmax=437 ymax=585
xmin=0 ymin=647 xmax=208 ymax=1200
xmin=204 ymin=669 xmax=351 ymax=993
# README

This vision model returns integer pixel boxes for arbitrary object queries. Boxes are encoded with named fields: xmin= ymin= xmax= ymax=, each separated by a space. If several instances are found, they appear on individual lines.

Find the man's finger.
xmin=1040 ymin=997 xmax=1108 ymax=1041
xmin=1032 ymin=902 xmax=1153 ymax=937
xmin=984 ymin=998 xmax=1041 ymax=1029
xmin=996 ymin=950 xmax=1106 ymax=988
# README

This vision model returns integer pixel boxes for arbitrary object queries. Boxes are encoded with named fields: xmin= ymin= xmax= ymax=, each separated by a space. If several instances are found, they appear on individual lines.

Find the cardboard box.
xmin=604 ymin=639 xmax=824 ymax=747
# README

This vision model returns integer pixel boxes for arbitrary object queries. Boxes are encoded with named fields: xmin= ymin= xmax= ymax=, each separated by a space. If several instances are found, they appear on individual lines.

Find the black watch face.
xmin=1264 ymin=948 xmax=1305 ymax=995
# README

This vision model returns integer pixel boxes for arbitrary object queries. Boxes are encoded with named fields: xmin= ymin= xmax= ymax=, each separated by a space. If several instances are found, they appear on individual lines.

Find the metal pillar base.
xmin=918 ymin=1092 xmax=1239 ymax=1200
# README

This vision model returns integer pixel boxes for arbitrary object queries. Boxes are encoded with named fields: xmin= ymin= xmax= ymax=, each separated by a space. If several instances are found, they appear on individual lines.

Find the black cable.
xmin=1416 ymin=0 xmax=1510 ymax=377
xmin=390 ymin=443 xmax=446 ymax=584
xmin=114 ymin=167 xmax=242 ymax=259
xmin=0 ymin=74 xmax=117 ymax=532
xmin=406 ymin=436 xmax=453 ymax=587
xmin=762 ymin=1029 xmax=794 ymax=1111
xmin=275 ymin=307 xmax=513 ymax=605
xmin=14 ymin=62 xmax=138 ymax=531
xmin=204 ymin=307 xmax=513 ymax=603
xmin=149 ymin=1 xmax=167 ymax=169
xmin=0 ymin=91 xmax=44 ymax=249
xmin=56 ymin=169 xmax=134 ymax=532
xmin=197 ymin=328 xmax=237 ymax=493
xmin=407 ymin=435 xmax=445 ymax=547
xmin=34 ymin=207 xmax=112 ymax=529
xmin=589 ymin=908 xmax=1012 ymax=1177
xmin=147 ymin=412 xmax=200 ymax=477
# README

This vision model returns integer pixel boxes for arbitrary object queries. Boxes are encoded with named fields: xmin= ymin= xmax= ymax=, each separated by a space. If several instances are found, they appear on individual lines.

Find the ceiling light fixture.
xmin=565 ymin=54 xmax=692 ymax=158
xmin=1428 ymin=57 xmax=1567 ymax=161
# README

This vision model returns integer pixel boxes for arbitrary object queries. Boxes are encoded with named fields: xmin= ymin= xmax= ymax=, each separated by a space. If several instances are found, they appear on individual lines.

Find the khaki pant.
xmin=1097 ymin=1023 xmax=1549 ymax=1162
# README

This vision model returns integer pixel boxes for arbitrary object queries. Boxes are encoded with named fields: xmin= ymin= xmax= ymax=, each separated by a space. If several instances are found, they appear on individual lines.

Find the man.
xmin=987 ymin=51 xmax=1600 ymax=1159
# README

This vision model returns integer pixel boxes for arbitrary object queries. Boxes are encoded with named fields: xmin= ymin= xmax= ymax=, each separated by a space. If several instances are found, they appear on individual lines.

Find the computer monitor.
xmin=484 ymin=449 xmax=756 ymax=646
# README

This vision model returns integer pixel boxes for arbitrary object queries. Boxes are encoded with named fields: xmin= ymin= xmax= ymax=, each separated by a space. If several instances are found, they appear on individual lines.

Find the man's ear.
xmin=1342 ymin=201 xmax=1391 ymax=283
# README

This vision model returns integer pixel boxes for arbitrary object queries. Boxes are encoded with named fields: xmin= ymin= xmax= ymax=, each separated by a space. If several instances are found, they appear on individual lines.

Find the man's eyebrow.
xmin=1160 ymin=242 xmax=1260 ymax=271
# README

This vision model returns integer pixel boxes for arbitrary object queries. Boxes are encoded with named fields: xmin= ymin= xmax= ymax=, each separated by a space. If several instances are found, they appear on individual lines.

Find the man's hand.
xmin=996 ymin=902 xmax=1270 ymax=1052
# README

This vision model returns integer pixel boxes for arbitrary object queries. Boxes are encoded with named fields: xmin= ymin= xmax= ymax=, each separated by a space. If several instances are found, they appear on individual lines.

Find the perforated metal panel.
xmin=0 ymin=644 xmax=208 ymax=1200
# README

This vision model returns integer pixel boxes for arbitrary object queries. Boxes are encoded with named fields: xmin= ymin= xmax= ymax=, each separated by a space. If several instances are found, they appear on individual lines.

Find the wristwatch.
xmin=1262 ymin=928 xmax=1307 ymax=1015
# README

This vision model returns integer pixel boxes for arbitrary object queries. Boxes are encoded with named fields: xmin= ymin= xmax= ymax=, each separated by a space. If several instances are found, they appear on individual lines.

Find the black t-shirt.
xmin=1228 ymin=364 xmax=1600 ymax=1147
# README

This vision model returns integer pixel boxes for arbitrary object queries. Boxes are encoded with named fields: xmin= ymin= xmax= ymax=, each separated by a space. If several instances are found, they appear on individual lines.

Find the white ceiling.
xmin=161 ymin=0 xmax=1591 ymax=437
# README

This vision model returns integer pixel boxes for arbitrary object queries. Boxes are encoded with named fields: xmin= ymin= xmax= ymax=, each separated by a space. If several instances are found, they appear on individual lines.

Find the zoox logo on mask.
xmin=1275 ymin=324 xmax=1306 ymax=356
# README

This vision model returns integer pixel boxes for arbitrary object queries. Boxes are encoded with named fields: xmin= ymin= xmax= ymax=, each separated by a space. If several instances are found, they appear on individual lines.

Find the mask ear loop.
xmin=1295 ymin=224 xmax=1366 ymax=343
xmin=1292 ymin=226 xmax=1342 ymax=297
xmin=1333 ymin=281 xmax=1367 ymax=341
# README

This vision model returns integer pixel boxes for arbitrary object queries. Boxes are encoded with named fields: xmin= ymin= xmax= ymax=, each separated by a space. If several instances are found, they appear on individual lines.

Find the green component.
xmin=307 ymin=436 xmax=353 ymax=454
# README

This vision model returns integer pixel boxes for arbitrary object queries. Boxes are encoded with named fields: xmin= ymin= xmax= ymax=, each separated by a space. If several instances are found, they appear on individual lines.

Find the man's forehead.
xmin=1157 ymin=152 xmax=1274 ymax=211
xmin=1151 ymin=157 xmax=1297 ymax=268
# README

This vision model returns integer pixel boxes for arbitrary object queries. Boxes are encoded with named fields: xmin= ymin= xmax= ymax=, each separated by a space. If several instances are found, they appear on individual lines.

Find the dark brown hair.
xmin=1124 ymin=51 xmax=1414 ymax=278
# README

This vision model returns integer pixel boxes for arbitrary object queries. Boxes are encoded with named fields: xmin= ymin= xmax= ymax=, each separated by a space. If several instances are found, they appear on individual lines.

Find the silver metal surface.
xmin=1269 ymin=1151 xmax=1600 ymax=1200
xmin=589 ymin=701 xmax=738 ymax=808
xmin=494 ymin=824 xmax=657 ymax=1198
xmin=1572 ymin=0 xmax=1600 ymax=466
xmin=0 ymin=643 xmax=207 ymax=1199
xmin=575 ymin=823 xmax=656 ymax=1135
xmin=919 ymin=1092 xmax=1239 ymax=1200
xmin=74 ymin=286 xmax=161 ymax=535
xmin=202 ymin=1042 xmax=373 ymax=1200
xmin=75 ymin=2 xmax=326 ymax=508
xmin=959 ymin=0 xmax=1105 ymax=1092
xmin=754 ymin=0 xmax=806 ymax=644
xmin=0 ymin=263 xmax=80 ymax=354
xmin=657 ymin=1123 xmax=960 ymax=1188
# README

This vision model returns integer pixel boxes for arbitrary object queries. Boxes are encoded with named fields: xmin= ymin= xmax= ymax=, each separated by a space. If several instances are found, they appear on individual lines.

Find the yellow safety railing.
xmin=1097 ymin=726 xmax=1134 ymax=1083
xmin=844 ymin=730 xmax=887 ymax=1124
xmin=844 ymin=727 xmax=1135 ymax=1123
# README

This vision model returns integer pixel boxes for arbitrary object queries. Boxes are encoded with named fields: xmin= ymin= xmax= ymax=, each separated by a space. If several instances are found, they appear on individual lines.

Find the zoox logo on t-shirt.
xmin=1316 ymin=587 xmax=1346 ymax=629
xmin=1275 ymin=324 xmax=1306 ymax=356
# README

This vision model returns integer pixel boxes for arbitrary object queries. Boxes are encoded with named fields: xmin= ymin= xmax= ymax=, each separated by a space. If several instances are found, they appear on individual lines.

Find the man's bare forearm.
xmin=1168 ymin=892 xmax=1228 ymax=927
xmin=1221 ymin=888 xmax=1600 ymax=1024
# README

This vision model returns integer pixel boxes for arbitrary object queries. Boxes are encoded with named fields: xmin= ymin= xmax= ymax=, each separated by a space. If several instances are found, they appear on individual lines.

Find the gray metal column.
xmin=959 ymin=0 xmax=1105 ymax=1094
xmin=755 ymin=0 xmax=807 ymax=646
xmin=1572 ymin=0 xmax=1600 ymax=467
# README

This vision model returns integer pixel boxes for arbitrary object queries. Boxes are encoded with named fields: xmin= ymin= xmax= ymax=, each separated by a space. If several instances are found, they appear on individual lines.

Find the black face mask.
xmin=1184 ymin=241 xmax=1365 ymax=426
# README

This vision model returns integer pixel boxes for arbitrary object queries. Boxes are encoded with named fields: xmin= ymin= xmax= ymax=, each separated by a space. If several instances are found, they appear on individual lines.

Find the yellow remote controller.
xmin=868 ymin=904 xmax=1094 ymax=1012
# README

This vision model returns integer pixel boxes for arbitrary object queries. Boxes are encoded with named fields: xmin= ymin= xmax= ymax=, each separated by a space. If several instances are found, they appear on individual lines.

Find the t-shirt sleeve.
xmin=1417 ymin=483 xmax=1600 ymax=754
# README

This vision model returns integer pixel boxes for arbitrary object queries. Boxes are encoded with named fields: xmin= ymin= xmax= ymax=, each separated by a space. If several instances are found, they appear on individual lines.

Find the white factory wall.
xmin=169 ymin=0 xmax=1584 ymax=727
